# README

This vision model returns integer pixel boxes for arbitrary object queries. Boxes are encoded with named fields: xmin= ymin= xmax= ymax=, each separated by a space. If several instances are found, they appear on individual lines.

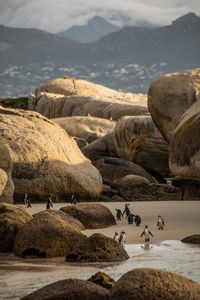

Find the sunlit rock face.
xmin=148 ymin=69 xmax=200 ymax=142
xmin=28 ymin=77 xmax=148 ymax=121
xmin=114 ymin=116 xmax=169 ymax=178
xmin=0 ymin=106 xmax=102 ymax=200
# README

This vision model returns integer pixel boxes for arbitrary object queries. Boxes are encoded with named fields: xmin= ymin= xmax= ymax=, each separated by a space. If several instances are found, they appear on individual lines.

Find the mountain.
xmin=0 ymin=25 xmax=84 ymax=66
xmin=89 ymin=12 xmax=200 ymax=65
xmin=58 ymin=16 xmax=120 ymax=43
xmin=0 ymin=12 xmax=200 ymax=96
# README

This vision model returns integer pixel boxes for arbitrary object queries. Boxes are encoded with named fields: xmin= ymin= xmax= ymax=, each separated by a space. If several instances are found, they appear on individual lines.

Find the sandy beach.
xmin=18 ymin=201 xmax=200 ymax=244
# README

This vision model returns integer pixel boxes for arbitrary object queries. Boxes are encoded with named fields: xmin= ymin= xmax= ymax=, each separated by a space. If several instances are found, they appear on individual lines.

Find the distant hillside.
xmin=0 ymin=25 xmax=84 ymax=66
xmin=90 ymin=12 xmax=200 ymax=65
xmin=58 ymin=16 xmax=120 ymax=43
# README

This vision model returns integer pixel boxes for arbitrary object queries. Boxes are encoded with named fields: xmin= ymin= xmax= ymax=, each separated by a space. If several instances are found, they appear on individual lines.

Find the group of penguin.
xmin=115 ymin=203 xmax=141 ymax=226
xmin=114 ymin=204 xmax=165 ymax=246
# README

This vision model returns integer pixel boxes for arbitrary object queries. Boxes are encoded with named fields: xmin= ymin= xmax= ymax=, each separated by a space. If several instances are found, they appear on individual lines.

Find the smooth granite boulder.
xmin=111 ymin=268 xmax=200 ymax=300
xmin=0 ymin=203 xmax=32 ymax=252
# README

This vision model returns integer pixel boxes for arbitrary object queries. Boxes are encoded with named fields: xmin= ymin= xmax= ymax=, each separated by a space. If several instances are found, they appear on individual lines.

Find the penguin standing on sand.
xmin=134 ymin=215 xmax=141 ymax=226
xmin=157 ymin=215 xmax=165 ymax=230
xmin=122 ymin=204 xmax=131 ymax=218
xmin=113 ymin=232 xmax=119 ymax=242
xmin=119 ymin=231 xmax=126 ymax=247
xmin=115 ymin=209 xmax=123 ymax=221
xmin=141 ymin=225 xmax=153 ymax=243
xmin=127 ymin=213 xmax=135 ymax=224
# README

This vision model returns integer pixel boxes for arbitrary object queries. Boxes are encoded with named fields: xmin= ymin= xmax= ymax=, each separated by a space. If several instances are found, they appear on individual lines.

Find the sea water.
xmin=0 ymin=240 xmax=199 ymax=299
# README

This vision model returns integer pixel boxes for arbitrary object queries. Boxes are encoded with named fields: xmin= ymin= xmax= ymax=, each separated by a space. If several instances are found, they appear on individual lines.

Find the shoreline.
xmin=17 ymin=201 xmax=200 ymax=244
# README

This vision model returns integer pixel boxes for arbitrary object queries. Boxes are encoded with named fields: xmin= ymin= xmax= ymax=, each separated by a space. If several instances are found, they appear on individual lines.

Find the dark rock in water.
xmin=117 ymin=175 xmax=178 ymax=201
xmin=88 ymin=272 xmax=116 ymax=290
xmin=0 ymin=203 xmax=32 ymax=252
xmin=93 ymin=157 xmax=157 ymax=184
xmin=33 ymin=210 xmax=85 ymax=231
xmin=66 ymin=233 xmax=129 ymax=262
xmin=60 ymin=203 xmax=116 ymax=229
xmin=110 ymin=268 xmax=200 ymax=300
xmin=114 ymin=116 xmax=169 ymax=178
xmin=21 ymin=278 xmax=110 ymax=300
xmin=14 ymin=212 xmax=87 ymax=258
xmin=182 ymin=235 xmax=200 ymax=244
xmin=148 ymin=69 xmax=200 ymax=142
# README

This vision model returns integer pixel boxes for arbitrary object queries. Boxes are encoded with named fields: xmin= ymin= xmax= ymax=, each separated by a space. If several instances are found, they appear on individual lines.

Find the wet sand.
xmin=18 ymin=201 xmax=200 ymax=244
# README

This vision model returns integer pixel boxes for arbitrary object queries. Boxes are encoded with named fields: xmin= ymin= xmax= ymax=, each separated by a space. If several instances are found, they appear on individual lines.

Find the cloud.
xmin=0 ymin=0 xmax=199 ymax=32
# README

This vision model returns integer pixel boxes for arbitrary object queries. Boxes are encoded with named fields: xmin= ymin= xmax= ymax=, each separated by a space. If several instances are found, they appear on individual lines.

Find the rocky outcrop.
xmin=21 ymin=279 xmax=110 ymax=300
xmin=110 ymin=268 xmax=200 ymax=300
xmin=117 ymin=175 xmax=178 ymax=201
xmin=182 ymin=235 xmax=200 ymax=244
xmin=29 ymin=92 xmax=148 ymax=121
xmin=0 ymin=203 xmax=32 ymax=252
xmin=148 ymin=69 xmax=200 ymax=142
xmin=88 ymin=272 xmax=116 ymax=290
xmin=60 ymin=203 xmax=116 ymax=229
xmin=66 ymin=233 xmax=129 ymax=262
xmin=29 ymin=76 xmax=148 ymax=121
xmin=0 ymin=106 xmax=102 ymax=200
xmin=93 ymin=157 xmax=157 ymax=184
xmin=14 ymin=213 xmax=87 ymax=258
xmin=33 ymin=210 xmax=85 ymax=231
xmin=169 ymin=102 xmax=200 ymax=199
xmin=82 ymin=133 xmax=118 ymax=160
xmin=0 ymin=140 xmax=14 ymax=203
xmin=52 ymin=116 xmax=116 ymax=143
xmin=114 ymin=116 xmax=169 ymax=178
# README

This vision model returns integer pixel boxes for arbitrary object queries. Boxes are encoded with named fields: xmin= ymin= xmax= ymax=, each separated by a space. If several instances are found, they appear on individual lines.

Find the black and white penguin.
xmin=115 ymin=208 xmax=123 ymax=221
xmin=113 ymin=232 xmax=119 ymax=242
xmin=157 ymin=215 xmax=165 ymax=230
xmin=141 ymin=225 xmax=153 ymax=242
xmin=119 ymin=231 xmax=126 ymax=246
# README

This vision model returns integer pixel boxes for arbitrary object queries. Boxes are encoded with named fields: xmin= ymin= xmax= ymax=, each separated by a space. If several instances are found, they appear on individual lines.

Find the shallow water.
xmin=0 ymin=240 xmax=200 ymax=299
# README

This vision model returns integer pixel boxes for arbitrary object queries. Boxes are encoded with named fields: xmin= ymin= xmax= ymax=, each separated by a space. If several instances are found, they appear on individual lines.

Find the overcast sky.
xmin=0 ymin=0 xmax=199 ymax=32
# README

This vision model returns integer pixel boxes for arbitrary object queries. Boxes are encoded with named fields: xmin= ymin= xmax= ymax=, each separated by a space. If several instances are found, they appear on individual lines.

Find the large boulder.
xmin=93 ymin=157 xmax=157 ymax=184
xmin=117 ymin=175 xmax=178 ymax=201
xmin=169 ymin=102 xmax=200 ymax=199
xmin=114 ymin=116 xmax=169 ymax=178
xmin=0 ymin=140 xmax=14 ymax=203
xmin=66 ymin=233 xmax=129 ymax=262
xmin=0 ymin=106 xmax=102 ymax=200
xmin=148 ymin=69 xmax=200 ymax=142
xmin=29 ymin=76 xmax=148 ymax=121
xmin=29 ymin=93 xmax=148 ymax=121
xmin=14 ymin=213 xmax=87 ymax=258
xmin=182 ymin=235 xmax=200 ymax=244
xmin=0 ymin=203 xmax=32 ymax=252
xmin=60 ymin=203 xmax=116 ymax=229
xmin=21 ymin=278 xmax=110 ymax=300
xmin=52 ymin=116 xmax=116 ymax=143
xmin=110 ymin=268 xmax=200 ymax=300
xmin=82 ymin=133 xmax=118 ymax=160
xmin=33 ymin=210 xmax=85 ymax=231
